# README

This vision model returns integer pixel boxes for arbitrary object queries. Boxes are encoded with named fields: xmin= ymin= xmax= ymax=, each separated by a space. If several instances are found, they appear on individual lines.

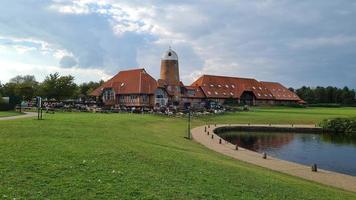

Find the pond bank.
xmin=191 ymin=124 xmax=356 ymax=193
xmin=214 ymin=124 xmax=323 ymax=134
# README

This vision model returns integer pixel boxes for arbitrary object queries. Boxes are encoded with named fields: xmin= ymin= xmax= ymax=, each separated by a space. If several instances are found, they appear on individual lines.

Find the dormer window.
xmin=168 ymin=52 xmax=172 ymax=56
xmin=187 ymin=90 xmax=196 ymax=96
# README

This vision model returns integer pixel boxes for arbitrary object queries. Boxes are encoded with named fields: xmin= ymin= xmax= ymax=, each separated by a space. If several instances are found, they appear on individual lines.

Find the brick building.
xmin=91 ymin=48 xmax=303 ymax=109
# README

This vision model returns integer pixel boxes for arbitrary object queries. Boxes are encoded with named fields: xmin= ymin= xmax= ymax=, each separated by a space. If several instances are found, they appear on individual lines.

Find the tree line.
xmin=0 ymin=73 xmax=103 ymax=104
xmin=290 ymin=86 xmax=356 ymax=106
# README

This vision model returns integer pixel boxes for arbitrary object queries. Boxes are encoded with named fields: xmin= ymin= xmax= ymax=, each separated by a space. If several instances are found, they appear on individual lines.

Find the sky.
xmin=0 ymin=0 xmax=355 ymax=88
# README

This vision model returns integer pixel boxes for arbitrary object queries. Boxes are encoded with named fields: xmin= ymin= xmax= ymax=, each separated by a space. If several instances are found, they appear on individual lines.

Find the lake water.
xmin=219 ymin=131 xmax=356 ymax=176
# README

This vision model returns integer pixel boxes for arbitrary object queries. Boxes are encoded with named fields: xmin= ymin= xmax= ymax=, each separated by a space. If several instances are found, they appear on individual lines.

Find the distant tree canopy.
xmin=78 ymin=80 xmax=104 ymax=100
xmin=295 ymin=86 xmax=356 ymax=105
xmin=0 ymin=73 xmax=105 ymax=102
xmin=0 ymin=75 xmax=39 ymax=101
xmin=39 ymin=73 xmax=78 ymax=101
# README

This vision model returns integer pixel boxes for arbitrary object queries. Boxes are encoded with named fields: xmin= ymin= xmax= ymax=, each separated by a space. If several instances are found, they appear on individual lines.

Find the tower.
xmin=160 ymin=47 xmax=181 ymax=103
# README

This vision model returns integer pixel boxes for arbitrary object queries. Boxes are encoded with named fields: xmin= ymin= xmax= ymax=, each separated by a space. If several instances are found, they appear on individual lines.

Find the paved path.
xmin=192 ymin=124 xmax=356 ymax=193
xmin=0 ymin=112 xmax=37 ymax=121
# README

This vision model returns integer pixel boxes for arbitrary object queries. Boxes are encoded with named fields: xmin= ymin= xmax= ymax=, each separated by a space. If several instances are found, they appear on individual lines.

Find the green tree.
xmin=40 ymin=73 xmax=78 ymax=100
xmin=78 ymin=80 xmax=104 ymax=100
xmin=8 ymin=75 xmax=39 ymax=101
xmin=296 ymin=86 xmax=355 ymax=105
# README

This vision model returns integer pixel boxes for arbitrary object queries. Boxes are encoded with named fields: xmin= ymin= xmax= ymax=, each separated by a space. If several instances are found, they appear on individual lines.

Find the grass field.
xmin=0 ymin=111 xmax=22 ymax=118
xmin=1 ymin=107 xmax=356 ymax=199
xmin=197 ymin=107 xmax=356 ymax=125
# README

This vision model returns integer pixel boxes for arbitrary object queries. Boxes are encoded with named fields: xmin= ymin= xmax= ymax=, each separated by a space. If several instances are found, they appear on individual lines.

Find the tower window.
xmin=168 ymin=52 xmax=172 ymax=56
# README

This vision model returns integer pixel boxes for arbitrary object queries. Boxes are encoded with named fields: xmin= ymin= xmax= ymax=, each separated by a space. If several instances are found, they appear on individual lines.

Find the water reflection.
xmin=223 ymin=132 xmax=295 ymax=151
xmin=219 ymin=131 xmax=356 ymax=176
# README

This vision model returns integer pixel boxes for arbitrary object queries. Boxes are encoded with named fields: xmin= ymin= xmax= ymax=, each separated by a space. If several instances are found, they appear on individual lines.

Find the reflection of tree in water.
xmin=321 ymin=134 xmax=356 ymax=147
xmin=222 ymin=132 xmax=295 ymax=152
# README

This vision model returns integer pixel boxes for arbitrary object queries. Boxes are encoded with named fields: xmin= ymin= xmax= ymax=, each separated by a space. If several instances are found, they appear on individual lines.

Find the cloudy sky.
xmin=0 ymin=0 xmax=355 ymax=88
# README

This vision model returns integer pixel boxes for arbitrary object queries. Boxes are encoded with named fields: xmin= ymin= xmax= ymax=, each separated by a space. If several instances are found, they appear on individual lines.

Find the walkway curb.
xmin=192 ymin=124 xmax=356 ymax=193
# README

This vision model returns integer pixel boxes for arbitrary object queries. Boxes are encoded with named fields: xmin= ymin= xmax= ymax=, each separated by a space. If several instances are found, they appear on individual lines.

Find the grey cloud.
xmin=59 ymin=56 xmax=77 ymax=68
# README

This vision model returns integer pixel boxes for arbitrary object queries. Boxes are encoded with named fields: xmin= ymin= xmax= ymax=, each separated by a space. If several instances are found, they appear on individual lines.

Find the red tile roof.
xmin=191 ymin=75 xmax=274 ymax=100
xmin=260 ymin=81 xmax=301 ymax=101
xmin=90 ymin=69 xmax=157 ymax=96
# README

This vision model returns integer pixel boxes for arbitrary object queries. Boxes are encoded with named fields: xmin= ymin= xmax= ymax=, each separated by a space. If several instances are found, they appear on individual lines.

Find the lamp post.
xmin=37 ymin=96 xmax=43 ymax=120
xmin=187 ymin=107 xmax=191 ymax=139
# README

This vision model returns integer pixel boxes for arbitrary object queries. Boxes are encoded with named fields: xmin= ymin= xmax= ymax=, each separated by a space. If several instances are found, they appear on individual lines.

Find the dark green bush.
xmin=320 ymin=118 xmax=356 ymax=135
xmin=0 ymin=103 xmax=14 ymax=111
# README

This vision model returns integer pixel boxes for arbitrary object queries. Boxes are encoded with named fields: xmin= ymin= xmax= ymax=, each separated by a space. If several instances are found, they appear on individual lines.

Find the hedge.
xmin=320 ymin=118 xmax=356 ymax=135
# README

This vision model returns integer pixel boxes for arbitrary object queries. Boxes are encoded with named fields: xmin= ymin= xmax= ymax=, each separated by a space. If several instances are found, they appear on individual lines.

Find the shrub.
xmin=320 ymin=118 xmax=356 ymax=135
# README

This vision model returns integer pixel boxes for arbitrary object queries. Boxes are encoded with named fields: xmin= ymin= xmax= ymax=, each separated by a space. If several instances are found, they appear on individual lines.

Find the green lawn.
xmin=0 ymin=107 xmax=356 ymax=199
xmin=0 ymin=111 xmax=22 ymax=118
xmin=196 ymin=107 xmax=356 ymax=125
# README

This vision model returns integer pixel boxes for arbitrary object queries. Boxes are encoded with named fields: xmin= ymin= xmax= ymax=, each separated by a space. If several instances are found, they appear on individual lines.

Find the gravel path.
xmin=0 ymin=112 xmax=37 ymax=121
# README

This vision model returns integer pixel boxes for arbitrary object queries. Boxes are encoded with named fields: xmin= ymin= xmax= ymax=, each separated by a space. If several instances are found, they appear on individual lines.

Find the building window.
xmin=142 ymin=95 xmax=148 ymax=102
xmin=187 ymin=90 xmax=195 ymax=96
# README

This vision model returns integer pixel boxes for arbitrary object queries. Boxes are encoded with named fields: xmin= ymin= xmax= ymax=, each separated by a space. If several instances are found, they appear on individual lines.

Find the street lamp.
xmin=36 ymin=96 xmax=43 ymax=120
xmin=187 ymin=107 xmax=191 ymax=139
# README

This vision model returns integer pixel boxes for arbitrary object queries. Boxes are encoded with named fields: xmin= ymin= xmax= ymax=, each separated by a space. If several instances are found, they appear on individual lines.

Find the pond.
xmin=219 ymin=131 xmax=356 ymax=176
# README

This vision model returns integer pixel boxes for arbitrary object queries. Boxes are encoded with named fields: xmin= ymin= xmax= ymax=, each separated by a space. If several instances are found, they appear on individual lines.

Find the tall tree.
xmin=40 ymin=73 xmax=78 ymax=100
xmin=296 ymin=86 xmax=355 ymax=105
xmin=1 ymin=75 xmax=38 ymax=101
xmin=78 ymin=80 xmax=104 ymax=100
